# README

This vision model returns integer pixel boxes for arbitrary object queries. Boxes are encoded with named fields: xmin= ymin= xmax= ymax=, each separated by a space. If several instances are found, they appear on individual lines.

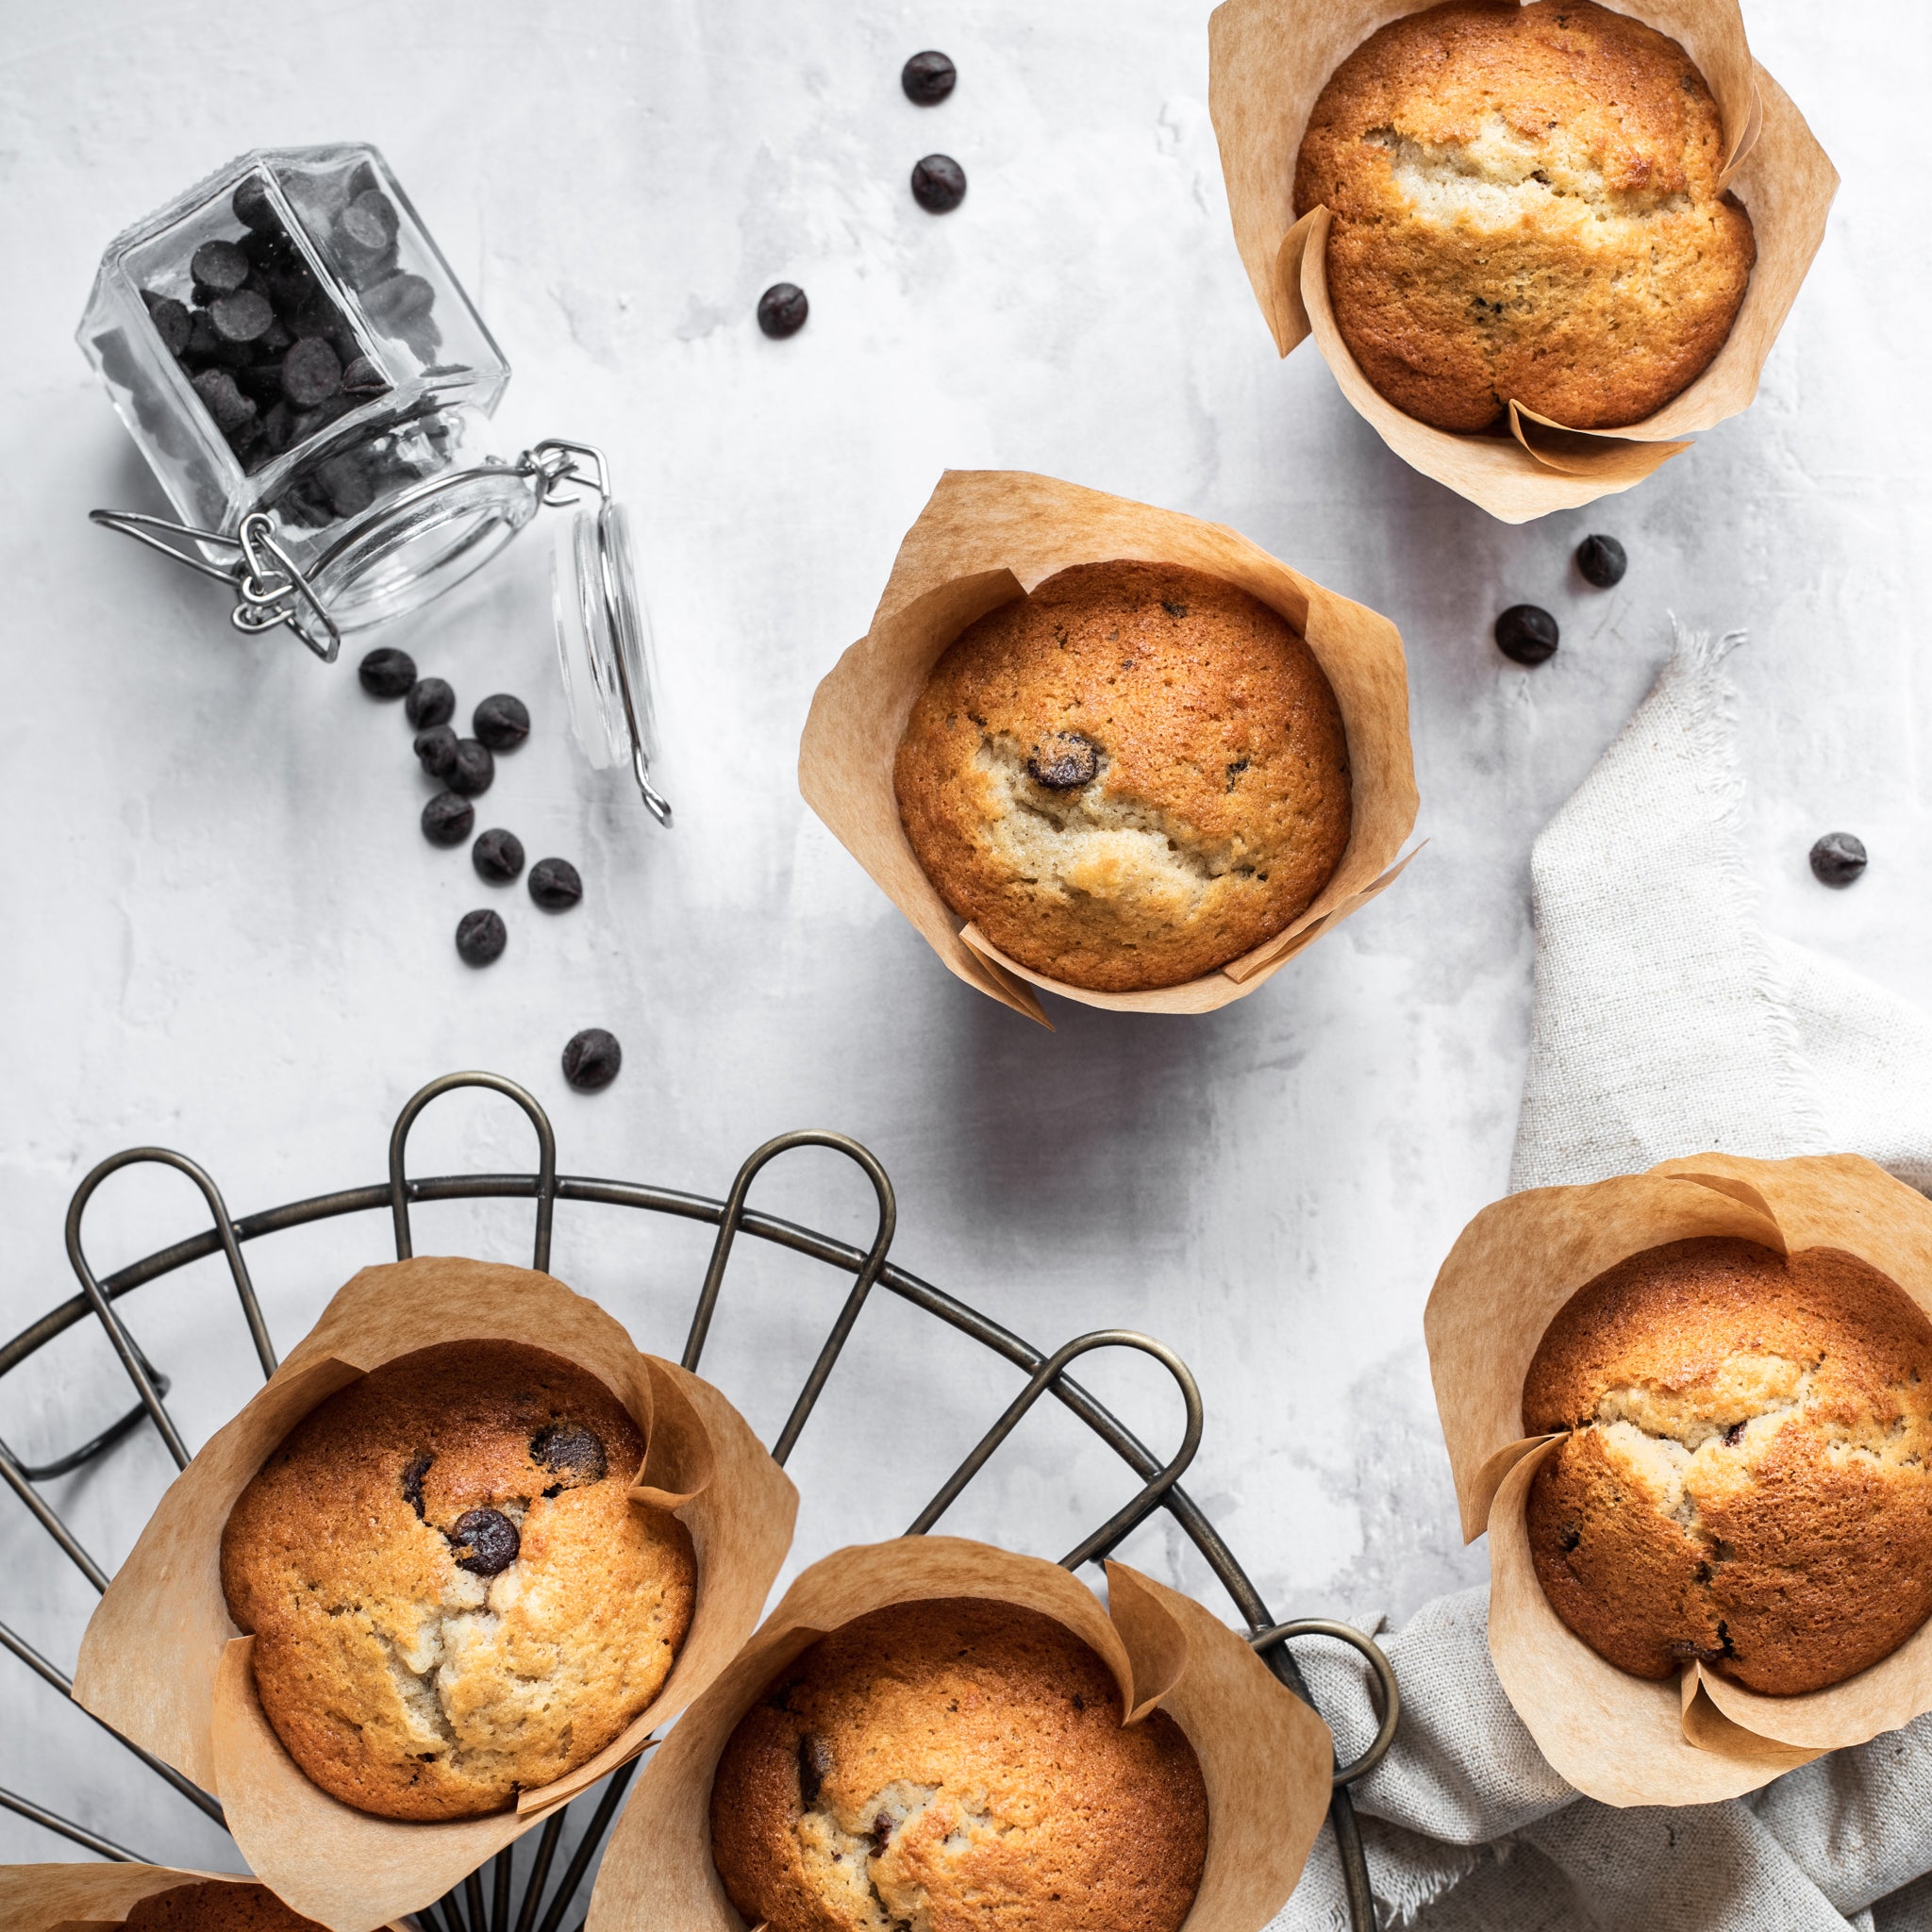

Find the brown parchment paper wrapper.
xmin=585 ymin=1536 xmax=1336 ymax=1932
xmin=1424 ymin=1153 xmax=1932 ymax=1805
xmin=799 ymin=470 xmax=1418 ymax=1024
xmin=0 ymin=1864 xmax=411 ymax=1932
xmin=69 ymin=1257 xmax=798 ymax=1932
xmin=1207 ymin=0 xmax=1838 ymax=522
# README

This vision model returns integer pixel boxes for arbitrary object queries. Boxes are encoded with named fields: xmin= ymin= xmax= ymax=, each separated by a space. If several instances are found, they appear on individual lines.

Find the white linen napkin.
xmin=1275 ymin=627 xmax=1932 ymax=1932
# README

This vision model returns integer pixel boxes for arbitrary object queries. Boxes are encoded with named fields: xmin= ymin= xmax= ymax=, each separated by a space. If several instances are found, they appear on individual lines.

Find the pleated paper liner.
xmin=1207 ymin=0 xmax=1838 ymax=522
xmin=584 ymin=1536 xmax=1336 ymax=1932
xmin=69 ymin=1257 xmax=798 ymax=1932
xmin=0 ymin=1864 xmax=411 ymax=1932
xmin=798 ymin=469 xmax=1419 ymax=1024
xmin=1424 ymin=1153 xmax=1932 ymax=1805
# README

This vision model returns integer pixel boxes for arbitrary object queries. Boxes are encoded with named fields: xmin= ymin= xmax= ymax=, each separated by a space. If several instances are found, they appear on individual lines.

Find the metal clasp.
xmin=89 ymin=507 xmax=343 ymax=661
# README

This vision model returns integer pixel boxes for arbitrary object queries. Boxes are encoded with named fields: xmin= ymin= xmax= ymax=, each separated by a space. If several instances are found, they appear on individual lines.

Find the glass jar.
xmin=77 ymin=142 xmax=669 ymax=823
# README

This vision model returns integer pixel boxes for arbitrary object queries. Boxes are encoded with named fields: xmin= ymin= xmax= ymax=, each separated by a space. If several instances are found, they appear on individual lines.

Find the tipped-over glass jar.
xmin=78 ymin=142 xmax=669 ymax=823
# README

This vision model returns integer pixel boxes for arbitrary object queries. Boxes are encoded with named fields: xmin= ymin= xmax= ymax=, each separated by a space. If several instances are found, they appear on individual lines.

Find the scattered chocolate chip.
xmin=341 ymin=354 xmax=387 ymax=396
xmin=447 ymin=738 xmax=495 ymax=797
xmin=233 ymin=176 xmax=278 ymax=231
xmin=414 ymin=724 xmax=459 ymax=779
xmin=528 ymin=858 xmax=583 ymax=911
xmin=401 ymin=1452 xmax=433 ymax=1519
xmin=1495 ymin=605 xmax=1559 ymax=665
xmin=531 ymin=1423 xmax=608 ymax=1486
xmin=901 ymin=49 xmax=958 ymax=103
xmin=1810 ymin=832 xmax=1868 ymax=888
xmin=190 ymin=368 xmax=255 ymax=434
xmin=473 ymin=692 xmax=530 ymax=751
xmin=561 ymin=1027 xmax=622 ymax=1091
xmin=406 ymin=676 xmax=456 ymax=729
xmin=422 ymin=790 xmax=475 ymax=846
xmin=449 ymin=1506 xmax=520 ymax=1574
xmin=870 ymin=1813 xmax=892 ymax=1857
xmin=191 ymin=239 xmax=251 ymax=294
xmin=797 ymin=1733 xmax=833 ymax=1808
xmin=473 ymin=827 xmax=525 ymax=884
xmin=758 ymin=282 xmax=809 ymax=339
xmin=910 ymin=154 xmax=967 ymax=213
xmin=142 ymin=292 xmax=192 ymax=356
xmin=1026 ymin=732 xmax=1100 ymax=791
xmin=358 ymin=645 xmax=418 ymax=698
xmin=1575 ymin=534 xmax=1627 ymax=588
xmin=209 ymin=289 xmax=274 ymax=344
xmin=456 ymin=908 xmax=507 ymax=966
xmin=281 ymin=336 xmax=342 ymax=408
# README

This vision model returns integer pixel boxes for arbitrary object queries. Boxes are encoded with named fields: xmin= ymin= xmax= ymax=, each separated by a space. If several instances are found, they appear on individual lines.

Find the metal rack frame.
xmin=0 ymin=1072 xmax=1398 ymax=1931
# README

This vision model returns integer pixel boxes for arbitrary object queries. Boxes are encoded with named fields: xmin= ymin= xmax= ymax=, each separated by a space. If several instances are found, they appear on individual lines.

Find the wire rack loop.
xmin=66 ymin=1146 xmax=270 ymax=1473
xmin=1251 ymin=1619 xmax=1403 ymax=1787
xmin=389 ymin=1071 xmax=560 ymax=1271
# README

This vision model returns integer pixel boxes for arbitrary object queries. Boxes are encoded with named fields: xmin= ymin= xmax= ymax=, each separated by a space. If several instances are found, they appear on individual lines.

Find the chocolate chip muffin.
xmin=121 ymin=1883 xmax=325 ymax=1932
xmin=221 ymin=1341 xmax=696 ymax=1820
xmin=1523 ymin=1238 xmax=1932 ymax=1695
xmin=1294 ymin=0 xmax=1757 ymax=432
xmin=710 ymin=1598 xmax=1208 ymax=1932
xmin=893 ymin=559 xmax=1352 ymax=992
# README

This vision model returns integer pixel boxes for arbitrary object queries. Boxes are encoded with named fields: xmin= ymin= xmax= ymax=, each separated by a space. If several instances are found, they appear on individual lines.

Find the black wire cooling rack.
xmin=0 ymin=1071 xmax=1399 ymax=1932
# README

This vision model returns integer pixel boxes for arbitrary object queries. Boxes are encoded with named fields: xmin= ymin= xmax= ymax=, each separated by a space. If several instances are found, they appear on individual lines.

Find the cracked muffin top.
xmin=709 ymin=1597 xmax=1208 ymax=1932
xmin=1522 ymin=1238 xmax=1932 ymax=1695
xmin=220 ymin=1340 xmax=695 ymax=1820
xmin=1293 ymin=0 xmax=1757 ymax=433
xmin=122 ymin=1883 xmax=325 ymax=1932
xmin=893 ymin=559 xmax=1352 ymax=992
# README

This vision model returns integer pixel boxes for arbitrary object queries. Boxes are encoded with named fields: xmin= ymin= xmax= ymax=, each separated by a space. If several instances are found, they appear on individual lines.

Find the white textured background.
xmin=2 ymin=0 xmax=1928 ymax=1889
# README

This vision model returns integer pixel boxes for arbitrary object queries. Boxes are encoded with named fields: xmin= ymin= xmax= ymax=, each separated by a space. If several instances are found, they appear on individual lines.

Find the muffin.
xmin=1293 ymin=0 xmax=1757 ymax=433
xmin=1522 ymin=1238 xmax=1932 ymax=1694
xmin=122 ymin=1883 xmax=325 ymax=1932
xmin=220 ymin=1340 xmax=696 ymax=1820
xmin=709 ymin=1597 xmax=1209 ymax=1932
xmin=893 ymin=559 xmax=1352 ymax=992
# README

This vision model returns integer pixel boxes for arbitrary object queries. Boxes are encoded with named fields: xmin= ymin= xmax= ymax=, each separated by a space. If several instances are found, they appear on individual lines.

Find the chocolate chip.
xmin=190 ymin=368 xmax=255 ymax=434
xmin=902 ymin=50 xmax=958 ymax=103
xmin=414 ymin=724 xmax=459 ymax=779
xmin=758 ymin=283 xmax=808 ymax=339
xmin=528 ymin=858 xmax=583 ymax=911
xmin=1071 ymin=1693 xmax=1086 ymax=1712
xmin=1557 ymin=1523 xmax=1581 ymax=1551
xmin=191 ymin=239 xmax=251 ymax=294
xmin=286 ymin=296 xmax=338 ymax=341
xmin=362 ymin=271 xmax=436 ymax=326
xmin=1810 ymin=832 xmax=1867 ymax=888
xmin=797 ymin=1733 xmax=833 ymax=1807
xmin=401 ymin=1452 xmax=433 ymax=1519
xmin=142 ymin=293 xmax=192 ymax=356
xmin=406 ymin=676 xmax=456 ymax=729
xmin=210 ymin=289 xmax=274 ymax=344
xmin=456 ymin=908 xmax=507 ymax=966
xmin=281 ymin=337 xmax=342 ymax=408
xmin=531 ymin=1423 xmax=608 ymax=1486
xmin=870 ymin=1813 xmax=892 ymax=1857
xmin=1026 ymin=732 xmax=1100 ymax=791
xmin=341 ymin=355 xmax=387 ymax=397
xmin=233 ymin=176 xmax=278 ymax=231
xmin=1723 ymin=1420 xmax=1746 ymax=1446
xmin=1575 ymin=534 xmax=1626 ymax=588
xmin=449 ymin=1507 xmax=519 ymax=1574
xmin=473 ymin=827 xmax=525 ymax=884
xmin=1495 ymin=605 xmax=1559 ymax=665
xmin=358 ymin=645 xmax=418 ymax=698
xmin=447 ymin=738 xmax=495 ymax=797
xmin=422 ymin=791 xmax=475 ymax=846
xmin=561 ymin=1027 xmax=622 ymax=1091
xmin=473 ymin=693 xmax=530 ymax=751
xmin=339 ymin=189 xmax=400 ymax=254
xmin=910 ymin=154 xmax=967 ymax=213
xmin=316 ymin=451 xmax=375 ymax=518
xmin=1161 ymin=599 xmax=1188 ymax=618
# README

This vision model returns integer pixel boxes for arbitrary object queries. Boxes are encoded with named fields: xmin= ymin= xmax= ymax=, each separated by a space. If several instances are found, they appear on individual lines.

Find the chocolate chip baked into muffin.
xmin=221 ymin=1341 xmax=696 ymax=1820
xmin=1522 ymin=1238 xmax=1932 ymax=1694
xmin=1294 ymin=0 xmax=1757 ymax=432
xmin=709 ymin=1598 xmax=1209 ymax=1932
xmin=122 ymin=1883 xmax=325 ymax=1932
xmin=893 ymin=559 xmax=1351 ymax=992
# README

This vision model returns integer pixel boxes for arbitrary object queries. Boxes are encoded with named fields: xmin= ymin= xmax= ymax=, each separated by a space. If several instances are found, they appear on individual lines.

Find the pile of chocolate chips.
xmin=141 ymin=165 xmax=450 ymax=529
xmin=359 ymin=646 xmax=620 ymax=1090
